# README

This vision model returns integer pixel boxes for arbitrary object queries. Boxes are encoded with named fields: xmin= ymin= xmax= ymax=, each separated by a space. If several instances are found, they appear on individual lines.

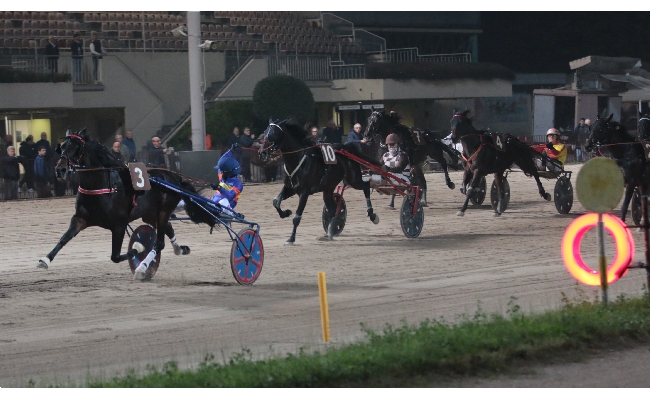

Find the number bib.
xmin=320 ymin=144 xmax=337 ymax=164
xmin=129 ymin=162 xmax=151 ymax=190
xmin=491 ymin=132 xmax=506 ymax=151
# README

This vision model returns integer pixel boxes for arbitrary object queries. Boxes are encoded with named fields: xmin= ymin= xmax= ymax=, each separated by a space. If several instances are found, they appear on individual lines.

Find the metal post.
xmin=643 ymin=194 xmax=650 ymax=291
xmin=141 ymin=12 xmax=146 ymax=53
xmin=187 ymin=11 xmax=205 ymax=151
xmin=597 ymin=213 xmax=608 ymax=305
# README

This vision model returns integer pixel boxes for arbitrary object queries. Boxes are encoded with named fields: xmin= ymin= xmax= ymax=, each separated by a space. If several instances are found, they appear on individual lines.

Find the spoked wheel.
xmin=128 ymin=224 xmax=161 ymax=280
xmin=400 ymin=191 xmax=424 ymax=238
xmin=490 ymin=178 xmax=510 ymax=213
xmin=469 ymin=176 xmax=487 ymax=206
xmin=554 ymin=176 xmax=573 ymax=214
xmin=632 ymin=186 xmax=642 ymax=227
xmin=322 ymin=193 xmax=347 ymax=237
xmin=230 ymin=228 xmax=264 ymax=285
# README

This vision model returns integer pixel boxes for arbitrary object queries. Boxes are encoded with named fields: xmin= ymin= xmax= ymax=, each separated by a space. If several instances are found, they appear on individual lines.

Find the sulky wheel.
xmin=322 ymin=193 xmax=347 ymax=237
xmin=632 ymin=186 xmax=642 ymax=227
xmin=490 ymin=178 xmax=510 ymax=213
xmin=230 ymin=228 xmax=264 ymax=285
xmin=554 ymin=176 xmax=573 ymax=214
xmin=469 ymin=176 xmax=487 ymax=205
xmin=128 ymin=224 xmax=161 ymax=280
xmin=400 ymin=192 xmax=424 ymax=238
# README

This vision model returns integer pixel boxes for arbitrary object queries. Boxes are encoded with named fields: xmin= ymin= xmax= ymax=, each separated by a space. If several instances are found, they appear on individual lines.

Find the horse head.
xmin=449 ymin=108 xmax=473 ymax=144
xmin=585 ymin=114 xmax=613 ymax=152
xmin=59 ymin=128 xmax=89 ymax=168
xmin=364 ymin=109 xmax=401 ymax=142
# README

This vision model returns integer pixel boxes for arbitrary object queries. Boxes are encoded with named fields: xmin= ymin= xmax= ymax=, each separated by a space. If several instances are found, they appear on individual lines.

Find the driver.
xmin=536 ymin=128 xmax=567 ymax=172
xmin=368 ymin=133 xmax=411 ymax=187
xmin=175 ymin=144 xmax=243 ymax=216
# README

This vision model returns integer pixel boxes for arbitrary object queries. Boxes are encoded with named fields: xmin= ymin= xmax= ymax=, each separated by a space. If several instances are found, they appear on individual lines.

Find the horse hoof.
xmin=134 ymin=264 xmax=148 ymax=280
xmin=494 ymin=212 xmax=501 ymax=217
xmin=448 ymin=182 xmax=456 ymax=190
xmin=284 ymin=241 xmax=295 ymax=246
xmin=456 ymin=211 xmax=465 ymax=217
xmin=132 ymin=242 xmax=145 ymax=254
xmin=37 ymin=258 xmax=50 ymax=269
xmin=173 ymin=244 xmax=190 ymax=255
xmin=372 ymin=215 xmax=380 ymax=224
xmin=544 ymin=193 xmax=552 ymax=201
xmin=421 ymin=201 xmax=428 ymax=207
xmin=280 ymin=210 xmax=292 ymax=219
xmin=460 ymin=188 xmax=466 ymax=195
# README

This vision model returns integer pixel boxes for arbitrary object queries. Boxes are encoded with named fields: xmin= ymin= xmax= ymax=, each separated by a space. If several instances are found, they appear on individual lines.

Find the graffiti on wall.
xmin=475 ymin=94 xmax=530 ymax=123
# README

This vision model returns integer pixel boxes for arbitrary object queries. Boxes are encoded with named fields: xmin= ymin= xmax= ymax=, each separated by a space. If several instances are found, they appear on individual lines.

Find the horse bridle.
xmin=59 ymin=134 xmax=86 ymax=170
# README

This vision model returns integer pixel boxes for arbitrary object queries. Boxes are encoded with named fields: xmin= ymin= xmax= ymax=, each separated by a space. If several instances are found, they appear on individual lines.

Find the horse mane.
xmin=383 ymin=110 xmax=402 ymax=126
xmin=282 ymin=118 xmax=314 ymax=147
xmin=86 ymin=139 xmax=125 ymax=168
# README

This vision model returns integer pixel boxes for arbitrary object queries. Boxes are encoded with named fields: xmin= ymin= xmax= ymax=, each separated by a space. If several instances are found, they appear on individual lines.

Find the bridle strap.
xmin=78 ymin=187 xmax=117 ymax=195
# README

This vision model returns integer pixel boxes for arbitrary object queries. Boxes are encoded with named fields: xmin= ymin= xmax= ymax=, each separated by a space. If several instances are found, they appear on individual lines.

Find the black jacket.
xmin=238 ymin=134 xmax=254 ymax=158
xmin=19 ymin=141 xmax=38 ymax=159
xmin=45 ymin=41 xmax=59 ymax=59
xmin=322 ymin=127 xmax=343 ymax=144
xmin=2 ymin=154 xmax=23 ymax=181
xmin=71 ymin=40 xmax=83 ymax=58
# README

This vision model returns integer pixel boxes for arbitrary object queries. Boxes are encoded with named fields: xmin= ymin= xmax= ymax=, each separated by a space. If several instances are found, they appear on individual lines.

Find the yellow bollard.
xmin=318 ymin=272 xmax=330 ymax=343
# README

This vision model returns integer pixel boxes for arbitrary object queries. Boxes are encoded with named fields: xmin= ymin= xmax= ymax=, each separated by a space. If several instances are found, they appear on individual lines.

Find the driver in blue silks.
xmin=209 ymin=144 xmax=243 ymax=213
xmin=175 ymin=143 xmax=243 ymax=216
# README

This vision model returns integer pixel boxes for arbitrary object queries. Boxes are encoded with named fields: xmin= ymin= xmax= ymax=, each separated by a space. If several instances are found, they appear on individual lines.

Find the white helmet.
xmin=546 ymin=128 xmax=560 ymax=136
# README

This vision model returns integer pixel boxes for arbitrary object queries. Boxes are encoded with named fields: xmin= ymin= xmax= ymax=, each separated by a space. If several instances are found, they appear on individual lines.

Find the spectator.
xmin=205 ymin=132 xmax=212 ymax=150
xmin=2 ymin=146 xmax=23 ymax=200
xmin=228 ymin=126 xmax=242 ymax=166
xmin=114 ymin=134 xmax=130 ymax=161
xmin=71 ymin=33 xmax=83 ymax=83
xmin=19 ymin=135 xmax=37 ymax=193
xmin=34 ymin=146 xmax=52 ymax=198
xmin=111 ymin=141 xmax=125 ymax=164
xmin=346 ymin=123 xmax=367 ymax=144
xmin=89 ymin=32 xmax=107 ymax=84
xmin=0 ymin=134 xmax=13 ymax=155
xmin=35 ymin=132 xmax=53 ymax=160
xmin=238 ymin=127 xmax=255 ymax=182
xmin=322 ymin=120 xmax=342 ymax=143
xmin=310 ymin=126 xmax=320 ymax=142
xmin=573 ymin=118 xmax=588 ymax=162
xmin=146 ymin=135 xmax=173 ymax=167
xmin=121 ymin=130 xmax=137 ymax=162
xmin=44 ymin=35 xmax=59 ymax=74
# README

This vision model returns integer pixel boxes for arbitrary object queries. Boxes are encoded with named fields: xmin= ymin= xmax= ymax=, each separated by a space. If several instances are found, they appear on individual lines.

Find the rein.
xmin=462 ymin=143 xmax=493 ymax=163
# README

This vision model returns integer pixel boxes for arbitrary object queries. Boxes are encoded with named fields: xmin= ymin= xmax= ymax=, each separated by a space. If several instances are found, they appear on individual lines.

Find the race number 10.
xmin=320 ymin=144 xmax=338 ymax=164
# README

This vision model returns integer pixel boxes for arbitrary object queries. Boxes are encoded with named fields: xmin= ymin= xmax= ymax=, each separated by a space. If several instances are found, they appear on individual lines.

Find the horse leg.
xmin=273 ymin=183 xmax=295 ymax=219
xmin=437 ymin=153 xmax=456 ymax=190
xmin=533 ymin=173 xmax=552 ymax=201
xmin=323 ymin=191 xmax=339 ymax=240
xmin=493 ymin=173 xmax=504 ymax=217
xmin=459 ymin=165 xmax=471 ymax=195
xmin=134 ymin=212 xmax=169 ymax=280
xmin=388 ymin=194 xmax=396 ymax=208
xmin=620 ymin=183 xmax=636 ymax=222
xmin=37 ymin=216 xmax=87 ymax=269
xmin=110 ymin=225 xmax=142 ymax=263
xmin=457 ymin=170 xmax=481 ymax=217
xmin=411 ymin=166 xmax=427 ymax=207
xmin=165 ymin=221 xmax=190 ymax=255
xmin=286 ymin=191 xmax=309 ymax=245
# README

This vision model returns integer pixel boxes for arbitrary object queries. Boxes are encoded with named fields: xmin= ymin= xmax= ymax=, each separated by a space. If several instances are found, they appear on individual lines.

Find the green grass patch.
xmin=84 ymin=293 xmax=650 ymax=387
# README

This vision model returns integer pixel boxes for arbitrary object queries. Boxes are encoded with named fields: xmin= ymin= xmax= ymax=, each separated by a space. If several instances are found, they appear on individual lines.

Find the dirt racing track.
xmin=0 ymin=164 xmax=647 ymax=387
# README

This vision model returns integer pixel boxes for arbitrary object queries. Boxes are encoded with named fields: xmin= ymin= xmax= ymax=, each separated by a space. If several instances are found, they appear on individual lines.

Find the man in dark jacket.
xmin=146 ymin=136 xmax=172 ymax=167
xmin=44 ymin=35 xmax=59 ymax=74
xmin=2 ymin=146 xmax=23 ymax=200
xmin=19 ymin=135 xmax=37 ymax=192
xmin=35 ymin=132 xmax=53 ymax=160
xmin=121 ymin=130 xmax=137 ymax=162
xmin=34 ymin=146 xmax=52 ymax=198
xmin=238 ymin=127 xmax=255 ymax=182
xmin=71 ymin=33 xmax=83 ymax=83
xmin=322 ymin=120 xmax=342 ymax=143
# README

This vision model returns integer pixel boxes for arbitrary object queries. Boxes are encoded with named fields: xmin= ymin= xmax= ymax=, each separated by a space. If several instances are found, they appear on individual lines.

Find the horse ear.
xmin=462 ymin=109 xmax=471 ymax=116
xmin=268 ymin=117 xmax=273 ymax=124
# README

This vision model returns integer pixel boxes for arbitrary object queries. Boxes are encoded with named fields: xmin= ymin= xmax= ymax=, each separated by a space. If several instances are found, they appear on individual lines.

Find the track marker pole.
xmin=318 ymin=272 xmax=330 ymax=343
xmin=597 ymin=213 xmax=608 ymax=305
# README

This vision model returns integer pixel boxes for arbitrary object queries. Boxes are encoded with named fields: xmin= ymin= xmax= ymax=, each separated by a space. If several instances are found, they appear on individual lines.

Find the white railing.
xmin=268 ymin=56 xmax=331 ymax=81
xmin=368 ymin=48 xmax=472 ymax=64
xmin=11 ymin=54 xmax=105 ymax=84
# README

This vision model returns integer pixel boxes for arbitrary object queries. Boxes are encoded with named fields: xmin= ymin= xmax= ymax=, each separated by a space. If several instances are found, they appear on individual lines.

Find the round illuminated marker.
xmin=576 ymin=157 xmax=624 ymax=213
xmin=561 ymin=213 xmax=634 ymax=286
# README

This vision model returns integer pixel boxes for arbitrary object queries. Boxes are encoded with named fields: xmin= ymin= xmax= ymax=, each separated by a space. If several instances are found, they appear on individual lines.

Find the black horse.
xmin=363 ymin=109 xmax=462 ymax=207
xmin=38 ymin=129 xmax=194 ymax=280
xmin=586 ymin=113 xmax=649 ymax=223
xmin=450 ymin=109 xmax=552 ymax=216
xmin=260 ymin=118 xmax=381 ymax=244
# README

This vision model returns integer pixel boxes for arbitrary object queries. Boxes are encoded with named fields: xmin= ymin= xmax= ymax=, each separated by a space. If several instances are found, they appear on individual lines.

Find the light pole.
xmin=187 ymin=11 xmax=206 ymax=151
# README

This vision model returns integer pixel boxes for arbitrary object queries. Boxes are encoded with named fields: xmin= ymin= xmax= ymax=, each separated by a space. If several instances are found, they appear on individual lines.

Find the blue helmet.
xmin=215 ymin=155 xmax=241 ymax=178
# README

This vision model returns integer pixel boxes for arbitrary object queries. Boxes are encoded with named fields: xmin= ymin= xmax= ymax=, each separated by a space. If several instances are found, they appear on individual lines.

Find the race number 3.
xmin=320 ymin=144 xmax=337 ymax=164
xmin=128 ymin=162 xmax=151 ymax=190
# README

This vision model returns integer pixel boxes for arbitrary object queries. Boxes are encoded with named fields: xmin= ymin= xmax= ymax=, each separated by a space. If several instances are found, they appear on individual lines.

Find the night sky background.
xmin=479 ymin=12 xmax=650 ymax=73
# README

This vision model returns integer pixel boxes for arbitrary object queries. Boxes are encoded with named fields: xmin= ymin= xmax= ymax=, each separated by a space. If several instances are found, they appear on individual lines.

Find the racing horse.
xmin=363 ymin=109 xmax=462 ymax=207
xmin=260 ymin=118 xmax=381 ymax=244
xmin=37 ymin=129 xmax=194 ymax=280
xmin=586 ymin=113 xmax=649 ymax=223
xmin=450 ymin=109 xmax=552 ymax=216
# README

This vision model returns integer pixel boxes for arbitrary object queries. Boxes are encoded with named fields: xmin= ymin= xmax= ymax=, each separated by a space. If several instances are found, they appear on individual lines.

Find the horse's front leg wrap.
xmin=134 ymin=249 xmax=157 ymax=280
